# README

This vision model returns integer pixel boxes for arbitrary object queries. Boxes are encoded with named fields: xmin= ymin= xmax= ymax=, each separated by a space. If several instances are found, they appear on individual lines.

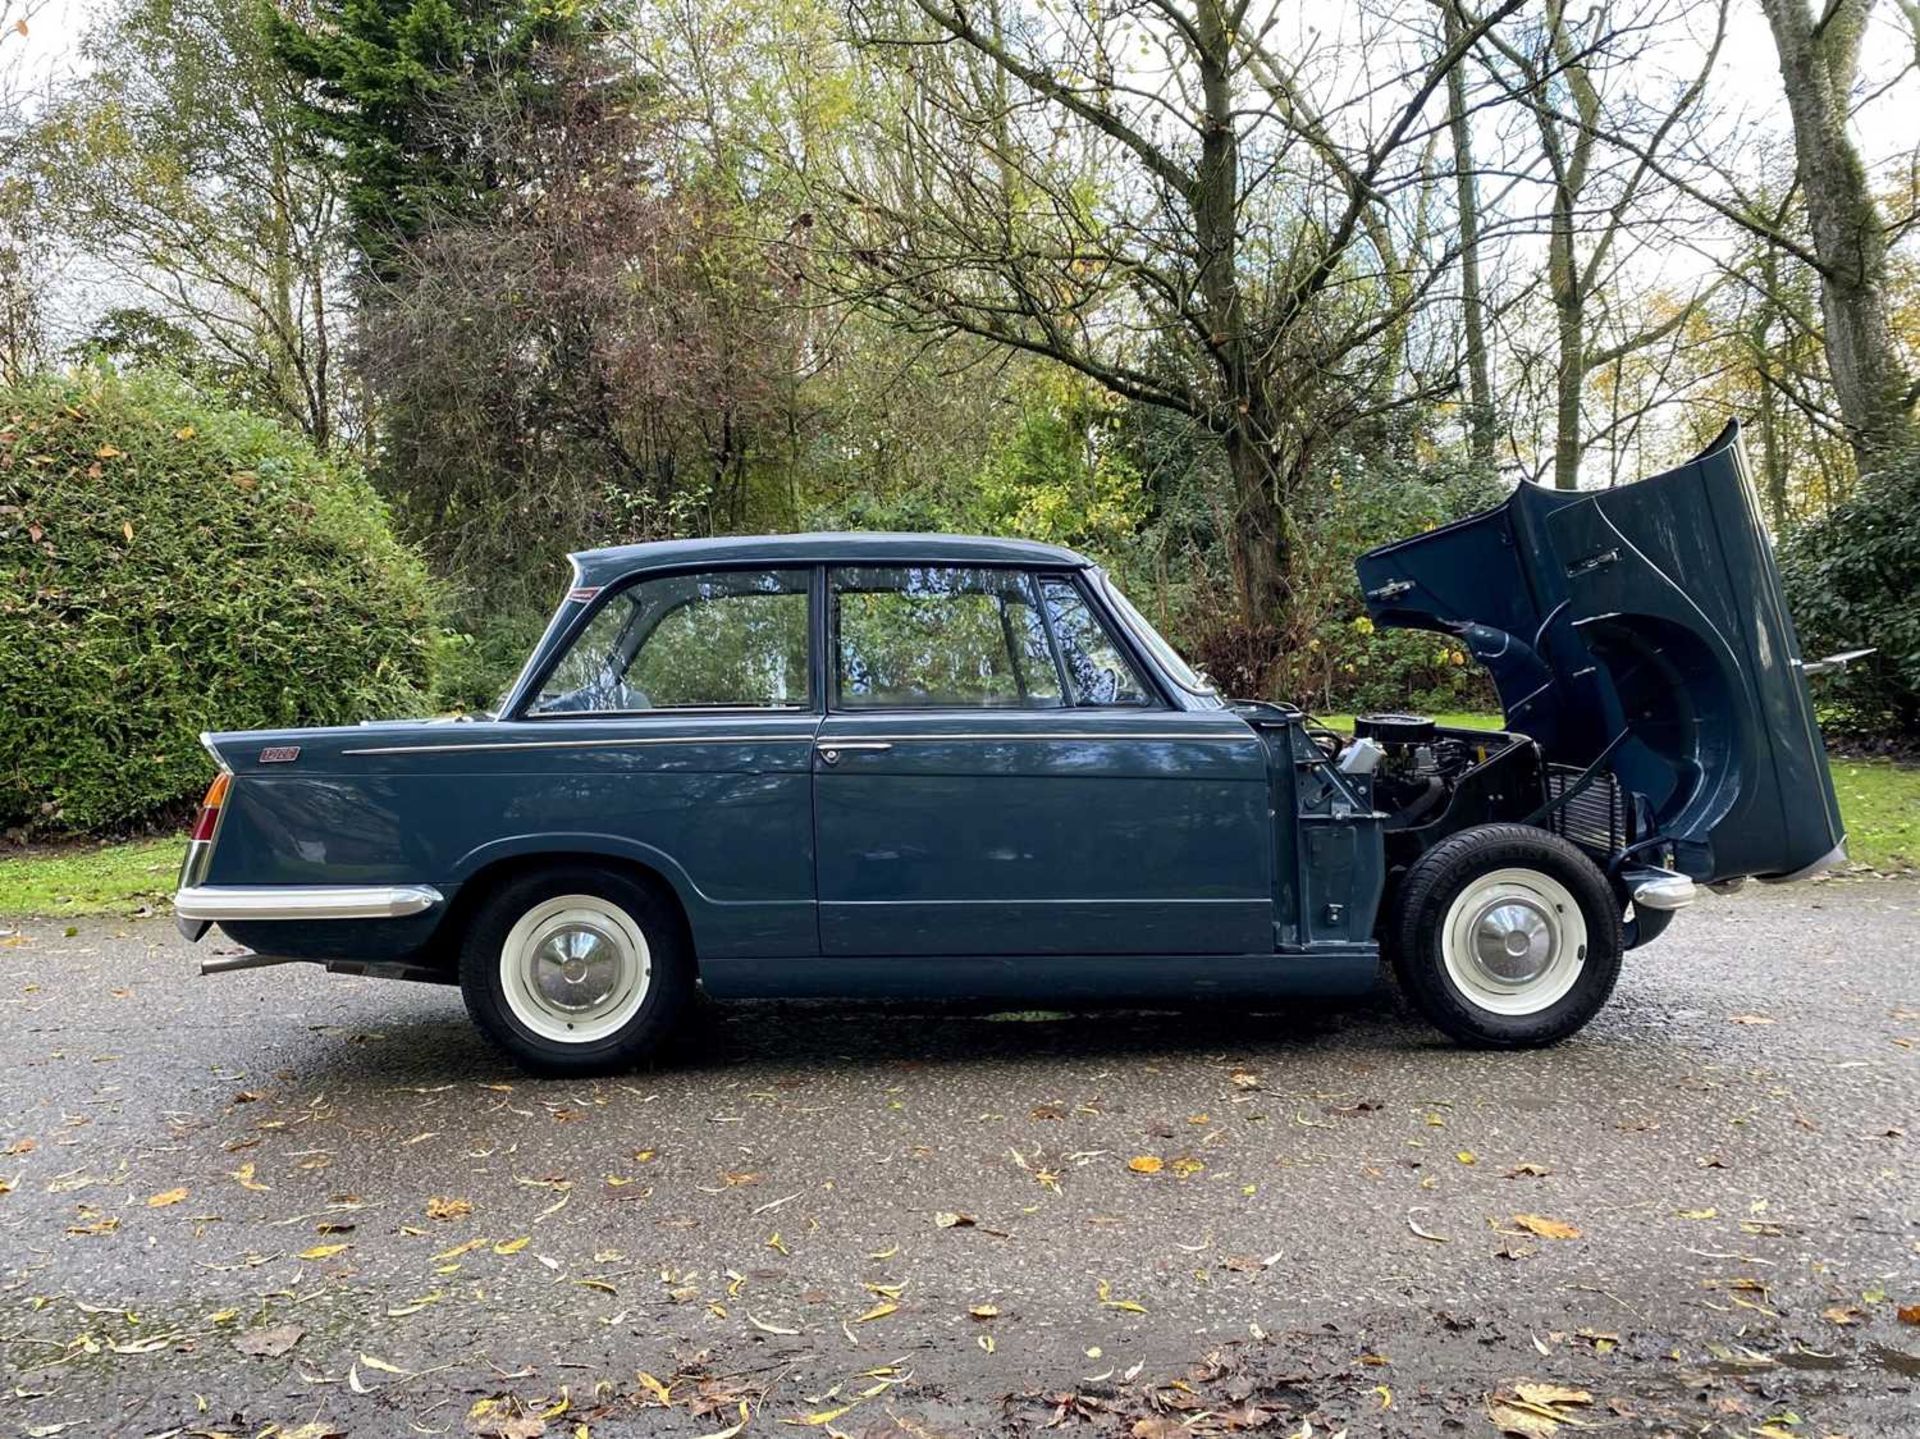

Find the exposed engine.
xmin=1337 ymin=712 xmax=1508 ymax=830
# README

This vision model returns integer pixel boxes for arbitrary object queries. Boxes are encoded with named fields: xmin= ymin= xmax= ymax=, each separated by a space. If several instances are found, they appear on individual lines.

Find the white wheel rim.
xmin=1439 ymin=867 xmax=1587 ymax=1017
xmin=499 ymin=894 xmax=652 ymax=1044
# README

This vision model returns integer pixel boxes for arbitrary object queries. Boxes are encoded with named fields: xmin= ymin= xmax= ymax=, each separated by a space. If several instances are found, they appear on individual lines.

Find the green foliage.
xmin=274 ymin=0 xmax=595 ymax=271
xmin=1279 ymin=451 xmax=1504 ymax=715
xmin=429 ymin=611 xmax=549 ymax=714
xmin=1779 ymin=446 xmax=1920 ymax=736
xmin=0 ymin=368 xmax=435 ymax=834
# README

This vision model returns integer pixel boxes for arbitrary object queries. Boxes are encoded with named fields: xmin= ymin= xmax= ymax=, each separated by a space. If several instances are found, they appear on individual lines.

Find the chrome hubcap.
xmin=1470 ymin=900 xmax=1555 ymax=984
xmin=499 ymin=895 xmax=652 ymax=1044
xmin=1439 ymin=867 xmax=1588 ymax=1017
xmin=532 ymin=923 xmax=623 ymax=1012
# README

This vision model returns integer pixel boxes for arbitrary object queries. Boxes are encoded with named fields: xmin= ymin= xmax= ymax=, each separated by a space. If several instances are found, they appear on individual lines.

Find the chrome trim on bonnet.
xmin=174 ymin=885 xmax=444 ymax=921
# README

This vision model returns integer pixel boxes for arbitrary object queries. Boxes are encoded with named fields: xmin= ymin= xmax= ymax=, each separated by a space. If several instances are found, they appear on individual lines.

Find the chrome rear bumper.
xmin=173 ymin=884 xmax=443 ymax=922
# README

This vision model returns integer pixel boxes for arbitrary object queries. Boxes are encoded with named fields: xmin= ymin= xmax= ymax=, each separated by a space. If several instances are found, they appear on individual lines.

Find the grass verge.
xmin=0 ymin=836 xmax=186 ymax=918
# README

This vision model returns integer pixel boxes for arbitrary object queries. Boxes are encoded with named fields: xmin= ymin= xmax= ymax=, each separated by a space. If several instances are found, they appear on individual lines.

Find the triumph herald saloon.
xmin=176 ymin=423 xmax=1845 ymax=1074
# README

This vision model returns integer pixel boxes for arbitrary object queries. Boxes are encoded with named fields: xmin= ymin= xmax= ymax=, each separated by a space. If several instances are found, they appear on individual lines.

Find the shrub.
xmin=1779 ymin=447 xmax=1920 ymax=739
xmin=0 ymin=368 xmax=436 ymax=834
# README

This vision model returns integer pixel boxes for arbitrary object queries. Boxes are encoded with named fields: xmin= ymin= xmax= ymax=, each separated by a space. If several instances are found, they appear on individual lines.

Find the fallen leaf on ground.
xmin=855 ymin=1300 xmax=898 ymax=1322
xmin=231 ymin=1162 xmax=269 ymax=1192
xmin=1898 ymin=1303 xmax=1920 ymax=1325
xmin=297 ymin=1242 xmax=350 ymax=1261
xmin=465 ymin=1395 xmax=546 ymax=1438
xmin=428 ymin=1195 xmax=473 ymax=1220
xmin=1512 ymin=1213 xmax=1581 ymax=1240
xmin=146 ymin=1187 xmax=188 ymax=1208
xmin=233 ymin=1324 xmax=303 ymax=1358
xmin=493 ymin=1235 xmax=531 ymax=1255
xmin=933 ymin=1211 xmax=975 ymax=1228
xmin=695 ymin=1401 xmax=750 ymax=1439
xmin=1127 ymin=1155 xmax=1163 ymax=1174
xmin=1513 ymin=1383 xmax=1591 ymax=1407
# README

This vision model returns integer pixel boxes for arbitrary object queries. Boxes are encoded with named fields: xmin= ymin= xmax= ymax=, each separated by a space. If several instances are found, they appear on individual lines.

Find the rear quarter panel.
xmin=202 ymin=716 xmax=819 ymax=960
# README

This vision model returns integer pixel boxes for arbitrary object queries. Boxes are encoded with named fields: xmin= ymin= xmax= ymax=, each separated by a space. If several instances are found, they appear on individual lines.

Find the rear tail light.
xmin=190 ymin=772 xmax=231 ymax=843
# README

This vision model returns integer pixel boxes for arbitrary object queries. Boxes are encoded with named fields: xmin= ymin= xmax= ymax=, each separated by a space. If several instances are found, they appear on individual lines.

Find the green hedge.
xmin=0 ymin=369 xmax=435 ymax=834
xmin=1779 ymin=447 xmax=1920 ymax=738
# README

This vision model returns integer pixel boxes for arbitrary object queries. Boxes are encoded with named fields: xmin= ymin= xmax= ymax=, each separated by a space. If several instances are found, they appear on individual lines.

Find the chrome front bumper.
xmin=1625 ymin=867 xmax=1697 ymax=911
xmin=173 ymin=884 xmax=444 ymax=922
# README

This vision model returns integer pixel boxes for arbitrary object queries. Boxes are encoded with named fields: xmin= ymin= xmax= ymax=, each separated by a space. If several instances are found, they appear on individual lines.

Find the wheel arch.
xmin=438 ymin=841 xmax=700 ymax=973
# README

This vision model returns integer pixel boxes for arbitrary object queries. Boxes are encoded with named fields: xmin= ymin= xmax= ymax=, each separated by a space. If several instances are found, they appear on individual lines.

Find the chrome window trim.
xmin=174 ymin=885 xmax=444 ymax=922
xmin=1093 ymin=569 xmax=1221 ymax=706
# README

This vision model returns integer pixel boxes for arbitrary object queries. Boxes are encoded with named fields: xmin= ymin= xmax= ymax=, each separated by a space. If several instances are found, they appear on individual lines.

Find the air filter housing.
xmin=1354 ymin=712 xmax=1437 ymax=747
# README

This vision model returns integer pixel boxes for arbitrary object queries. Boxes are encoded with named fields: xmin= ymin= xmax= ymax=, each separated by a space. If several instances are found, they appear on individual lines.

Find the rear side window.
xmin=532 ymin=568 xmax=810 ymax=713
xmin=833 ymin=566 xmax=1061 ymax=709
xmin=1040 ymin=577 xmax=1151 ymax=706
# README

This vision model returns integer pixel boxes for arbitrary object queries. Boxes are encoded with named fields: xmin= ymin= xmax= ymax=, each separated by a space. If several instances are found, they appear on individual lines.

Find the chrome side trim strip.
xmin=815 ymin=731 xmax=1254 ymax=744
xmin=342 ymin=735 xmax=817 ymax=756
xmin=343 ymin=730 xmax=1255 ymax=757
xmin=823 ymin=897 xmax=1265 ymax=907
xmin=174 ymin=884 xmax=444 ymax=921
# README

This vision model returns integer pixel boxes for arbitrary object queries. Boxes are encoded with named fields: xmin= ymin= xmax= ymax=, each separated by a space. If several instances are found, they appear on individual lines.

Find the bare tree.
xmin=1478 ymin=0 xmax=1727 ymax=489
xmin=818 ymin=0 xmax=1522 ymax=667
xmin=1446 ymin=1 xmax=1498 ymax=469
xmin=27 ymin=0 xmax=344 ymax=445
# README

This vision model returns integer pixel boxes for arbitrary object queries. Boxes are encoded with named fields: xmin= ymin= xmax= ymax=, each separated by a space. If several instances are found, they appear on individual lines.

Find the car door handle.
xmin=816 ymin=742 xmax=892 ymax=765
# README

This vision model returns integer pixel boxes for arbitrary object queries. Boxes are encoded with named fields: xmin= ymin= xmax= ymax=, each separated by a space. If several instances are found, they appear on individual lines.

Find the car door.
xmin=812 ymin=564 xmax=1273 ymax=958
xmin=510 ymin=565 xmax=823 ymax=959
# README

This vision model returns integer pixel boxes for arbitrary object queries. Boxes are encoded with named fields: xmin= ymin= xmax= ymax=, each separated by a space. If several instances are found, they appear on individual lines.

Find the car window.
xmin=833 ymin=566 xmax=1064 ymax=709
xmin=531 ymin=568 xmax=810 ymax=713
xmin=1040 ymin=577 xmax=1151 ymax=706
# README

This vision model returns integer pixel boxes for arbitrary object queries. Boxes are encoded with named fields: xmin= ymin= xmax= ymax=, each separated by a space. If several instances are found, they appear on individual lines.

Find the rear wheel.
xmin=1390 ymin=825 xmax=1623 ymax=1048
xmin=458 ymin=864 xmax=692 ymax=1075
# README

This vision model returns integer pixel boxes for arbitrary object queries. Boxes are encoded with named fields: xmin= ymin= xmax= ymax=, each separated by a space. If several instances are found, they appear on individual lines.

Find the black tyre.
xmin=1389 ymin=824 xmax=1623 ymax=1048
xmin=458 ymin=863 xmax=693 ymax=1076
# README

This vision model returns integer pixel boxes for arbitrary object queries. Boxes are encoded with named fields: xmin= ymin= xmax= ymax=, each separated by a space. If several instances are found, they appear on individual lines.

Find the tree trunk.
xmin=1549 ymin=192 xmax=1585 ymax=490
xmin=1446 ymin=4 xmax=1496 ymax=468
xmin=1222 ymin=415 xmax=1289 ymax=639
xmin=1759 ymin=0 xmax=1916 ymax=468
xmin=1193 ymin=0 xmax=1288 ymax=657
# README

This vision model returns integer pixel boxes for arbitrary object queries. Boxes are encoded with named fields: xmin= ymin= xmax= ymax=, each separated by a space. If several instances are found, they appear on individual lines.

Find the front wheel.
xmin=1389 ymin=825 xmax=1624 ymax=1048
xmin=458 ymin=864 xmax=693 ymax=1076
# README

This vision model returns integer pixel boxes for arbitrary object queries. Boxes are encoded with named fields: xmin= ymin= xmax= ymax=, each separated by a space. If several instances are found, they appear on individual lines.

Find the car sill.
xmin=174 ymin=884 xmax=444 ymax=922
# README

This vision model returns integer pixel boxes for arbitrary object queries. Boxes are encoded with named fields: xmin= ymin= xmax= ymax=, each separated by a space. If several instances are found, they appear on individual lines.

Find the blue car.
xmin=176 ymin=423 xmax=1844 ymax=1073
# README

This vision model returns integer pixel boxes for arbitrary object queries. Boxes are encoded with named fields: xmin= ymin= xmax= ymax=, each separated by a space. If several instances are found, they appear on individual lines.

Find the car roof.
xmin=570 ymin=531 xmax=1094 ymax=586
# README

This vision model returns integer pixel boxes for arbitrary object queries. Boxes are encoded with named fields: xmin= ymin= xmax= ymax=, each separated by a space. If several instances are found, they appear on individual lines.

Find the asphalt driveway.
xmin=1 ymin=880 xmax=1915 ymax=1437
